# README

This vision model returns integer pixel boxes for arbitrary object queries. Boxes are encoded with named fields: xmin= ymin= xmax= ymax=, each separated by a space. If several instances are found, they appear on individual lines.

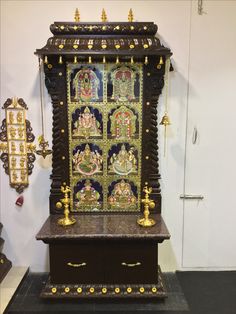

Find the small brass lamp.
xmin=58 ymin=185 xmax=76 ymax=226
xmin=137 ymin=185 xmax=156 ymax=227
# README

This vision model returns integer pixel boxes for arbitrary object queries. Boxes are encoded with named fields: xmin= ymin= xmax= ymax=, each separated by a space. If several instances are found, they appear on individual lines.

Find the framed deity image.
xmin=67 ymin=62 xmax=143 ymax=212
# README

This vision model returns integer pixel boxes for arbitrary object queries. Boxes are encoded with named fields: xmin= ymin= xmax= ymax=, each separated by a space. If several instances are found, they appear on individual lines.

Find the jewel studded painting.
xmin=67 ymin=62 xmax=142 ymax=212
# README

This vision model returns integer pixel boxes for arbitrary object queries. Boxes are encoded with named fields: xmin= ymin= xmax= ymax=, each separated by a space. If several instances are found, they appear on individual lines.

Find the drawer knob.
xmin=67 ymin=262 xmax=86 ymax=268
xmin=121 ymin=262 xmax=141 ymax=267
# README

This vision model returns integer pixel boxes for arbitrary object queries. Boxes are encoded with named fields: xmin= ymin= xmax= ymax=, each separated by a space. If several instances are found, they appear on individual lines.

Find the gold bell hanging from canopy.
xmin=160 ymin=113 xmax=171 ymax=127
xmin=160 ymin=57 xmax=171 ymax=156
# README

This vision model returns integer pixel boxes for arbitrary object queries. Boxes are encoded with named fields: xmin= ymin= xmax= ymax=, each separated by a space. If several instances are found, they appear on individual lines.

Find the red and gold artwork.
xmin=73 ymin=68 xmax=100 ymax=102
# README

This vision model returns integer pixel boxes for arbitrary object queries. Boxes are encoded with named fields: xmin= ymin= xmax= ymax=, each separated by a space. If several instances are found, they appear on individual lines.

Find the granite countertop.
xmin=36 ymin=214 xmax=170 ymax=242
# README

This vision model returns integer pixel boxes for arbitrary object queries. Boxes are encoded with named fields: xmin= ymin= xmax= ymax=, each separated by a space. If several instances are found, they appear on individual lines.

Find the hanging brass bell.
xmin=160 ymin=113 xmax=171 ymax=126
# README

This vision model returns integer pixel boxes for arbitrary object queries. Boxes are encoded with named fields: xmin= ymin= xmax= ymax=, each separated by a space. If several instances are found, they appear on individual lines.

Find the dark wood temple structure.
xmin=36 ymin=11 xmax=172 ymax=299
xmin=0 ymin=222 xmax=12 ymax=282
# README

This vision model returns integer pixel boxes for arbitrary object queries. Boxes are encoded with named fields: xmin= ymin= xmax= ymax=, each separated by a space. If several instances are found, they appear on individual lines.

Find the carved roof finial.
xmin=74 ymin=8 xmax=80 ymax=22
xmin=128 ymin=8 xmax=134 ymax=22
xmin=101 ymin=8 xmax=107 ymax=22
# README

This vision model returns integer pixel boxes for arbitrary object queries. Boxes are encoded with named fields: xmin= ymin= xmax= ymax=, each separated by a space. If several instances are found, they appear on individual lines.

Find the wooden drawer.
xmin=104 ymin=242 xmax=158 ymax=284
xmin=49 ymin=241 xmax=158 ymax=285
xmin=49 ymin=243 xmax=104 ymax=284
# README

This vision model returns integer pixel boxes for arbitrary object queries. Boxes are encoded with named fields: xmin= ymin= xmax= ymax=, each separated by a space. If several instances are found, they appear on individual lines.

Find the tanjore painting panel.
xmin=67 ymin=62 xmax=143 ymax=212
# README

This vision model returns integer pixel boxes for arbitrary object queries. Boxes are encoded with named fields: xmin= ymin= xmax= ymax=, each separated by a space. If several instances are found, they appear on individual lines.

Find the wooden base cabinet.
xmin=37 ymin=214 xmax=170 ymax=299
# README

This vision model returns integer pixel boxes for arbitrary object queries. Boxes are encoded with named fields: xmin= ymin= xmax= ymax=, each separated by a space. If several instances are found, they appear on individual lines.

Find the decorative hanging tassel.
xmin=15 ymin=195 xmax=24 ymax=206
xmin=103 ymin=56 xmax=106 ymax=64
xmin=73 ymin=56 xmax=77 ymax=63
xmin=44 ymin=56 xmax=48 ymax=64
xmin=116 ymin=56 xmax=119 ymax=64
xmin=130 ymin=56 xmax=134 ymax=64
xmin=160 ymin=57 xmax=171 ymax=157
xmin=144 ymin=56 xmax=148 ymax=65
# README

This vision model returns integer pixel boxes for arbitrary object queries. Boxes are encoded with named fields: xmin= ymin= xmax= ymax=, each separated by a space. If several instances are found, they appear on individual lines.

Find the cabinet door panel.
xmin=104 ymin=242 xmax=158 ymax=284
xmin=49 ymin=243 xmax=104 ymax=284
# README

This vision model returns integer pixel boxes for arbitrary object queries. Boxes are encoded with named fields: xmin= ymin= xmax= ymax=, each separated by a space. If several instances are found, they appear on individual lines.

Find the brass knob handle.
xmin=121 ymin=262 xmax=141 ymax=267
xmin=67 ymin=262 xmax=87 ymax=268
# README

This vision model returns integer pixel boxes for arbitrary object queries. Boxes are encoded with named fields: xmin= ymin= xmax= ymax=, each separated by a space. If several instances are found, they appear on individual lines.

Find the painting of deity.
xmin=108 ymin=143 xmax=138 ymax=176
xmin=107 ymin=65 xmax=140 ymax=102
xmin=72 ymin=106 xmax=102 ymax=139
xmin=108 ymin=105 xmax=138 ymax=139
xmin=69 ymin=64 xmax=103 ymax=102
xmin=73 ymin=179 xmax=102 ymax=211
xmin=108 ymin=179 xmax=137 ymax=210
xmin=72 ymin=143 xmax=103 ymax=175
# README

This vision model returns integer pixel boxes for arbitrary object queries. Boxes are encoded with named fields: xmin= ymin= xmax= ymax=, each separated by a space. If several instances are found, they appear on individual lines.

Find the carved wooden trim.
xmin=141 ymin=58 xmax=166 ymax=212
xmin=41 ymin=266 xmax=166 ymax=299
xmin=44 ymin=60 xmax=70 ymax=213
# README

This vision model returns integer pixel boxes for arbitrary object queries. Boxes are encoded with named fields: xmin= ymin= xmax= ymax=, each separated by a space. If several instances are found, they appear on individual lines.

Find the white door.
xmin=182 ymin=1 xmax=236 ymax=268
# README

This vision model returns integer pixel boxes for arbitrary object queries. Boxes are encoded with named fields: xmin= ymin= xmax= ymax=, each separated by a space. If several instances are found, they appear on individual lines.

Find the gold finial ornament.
xmin=144 ymin=56 xmax=148 ymax=65
xmin=128 ymin=9 xmax=134 ymax=22
xmin=101 ymin=9 xmax=107 ymax=22
xmin=74 ymin=8 xmax=80 ymax=22
xmin=137 ymin=185 xmax=156 ymax=227
xmin=57 ymin=185 xmax=76 ymax=226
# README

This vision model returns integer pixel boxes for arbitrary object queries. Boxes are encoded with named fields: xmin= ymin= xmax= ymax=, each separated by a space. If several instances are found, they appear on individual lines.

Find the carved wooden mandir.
xmin=36 ymin=15 xmax=171 ymax=299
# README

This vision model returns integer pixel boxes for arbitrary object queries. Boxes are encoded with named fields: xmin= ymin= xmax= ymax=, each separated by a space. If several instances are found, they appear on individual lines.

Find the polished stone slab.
xmin=36 ymin=214 xmax=170 ymax=242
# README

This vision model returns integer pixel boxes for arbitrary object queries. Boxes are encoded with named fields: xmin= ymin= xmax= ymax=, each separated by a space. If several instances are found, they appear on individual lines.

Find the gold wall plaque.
xmin=0 ymin=97 xmax=36 ymax=193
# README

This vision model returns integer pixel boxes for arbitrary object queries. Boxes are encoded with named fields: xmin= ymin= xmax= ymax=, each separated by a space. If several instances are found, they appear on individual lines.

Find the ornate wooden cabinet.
xmin=36 ymin=13 xmax=171 ymax=299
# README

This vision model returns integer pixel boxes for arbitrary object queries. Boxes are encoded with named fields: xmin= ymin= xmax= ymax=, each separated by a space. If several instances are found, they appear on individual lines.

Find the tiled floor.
xmin=0 ymin=267 xmax=28 ymax=314
xmin=3 ymin=272 xmax=189 ymax=313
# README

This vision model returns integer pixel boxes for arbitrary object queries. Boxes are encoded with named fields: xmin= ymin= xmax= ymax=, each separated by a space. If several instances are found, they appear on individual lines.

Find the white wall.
xmin=1 ymin=0 xmax=236 ymax=272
